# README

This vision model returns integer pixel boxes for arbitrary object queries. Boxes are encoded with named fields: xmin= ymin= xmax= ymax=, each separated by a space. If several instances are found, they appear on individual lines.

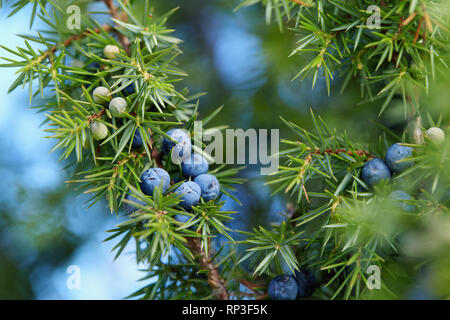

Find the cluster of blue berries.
xmin=126 ymin=128 xmax=220 ymax=214
xmin=361 ymin=143 xmax=415 ymax=211
xmin=268 ymin=270 xmax=317 ymax=300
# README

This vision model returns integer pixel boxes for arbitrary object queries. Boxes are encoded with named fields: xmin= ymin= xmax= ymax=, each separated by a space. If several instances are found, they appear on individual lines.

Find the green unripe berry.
xmin=104 ymin=44 xmax=120 ymax=59
xmin=90 ymin=121 xmax=108 ymax=140
xmin=109 ymin=97 xmax=127 ymax=117
xmin=93 ymin=86 xmax=111 ymax=105
xmin=425 ymin=127 xmax=445 ymax=144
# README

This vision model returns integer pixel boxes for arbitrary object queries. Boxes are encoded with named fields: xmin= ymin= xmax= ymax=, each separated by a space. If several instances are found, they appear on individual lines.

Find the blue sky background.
xmin=0 ymin=4 xmax=145 ymax=299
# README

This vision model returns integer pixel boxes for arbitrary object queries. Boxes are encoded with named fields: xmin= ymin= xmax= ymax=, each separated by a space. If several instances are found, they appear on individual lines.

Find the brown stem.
xmin=309 ymin=147 xmax=374 ymax=158
xmin=88 ymin=108 xmax=107 ymax=123
xmin=239 ymin=279 xmax=265 ymax=292
xmin=103 ymin=0 xmax=131 ymax=54
xmin=38 ymin=25 xmax=113 ymax=63
xmin=237 ymin=279 xmax=269 ymax=299
xmin=186 ymin=237 xmax=229 ymax=300
xmin=413 ymin=18 xmax=423 ymax=44
xmin=291 ymin=0 xmax=311 ymax=6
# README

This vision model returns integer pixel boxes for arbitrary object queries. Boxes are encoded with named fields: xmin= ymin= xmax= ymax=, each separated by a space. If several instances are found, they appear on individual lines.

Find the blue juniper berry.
xmin=361 ymin=158 xmax=391 ymax=187
xmin=193 ymin=174 xmax=220 ymax=202
xmin=131 ymin=129 xmax=150 ymax=149
xmin=162 ymin=128 xmax=191 ymax=161
xmin=389 ymin=190 xmax=416 ymax=212
xmin=87 ymin=62 xmax=100 ymax=70
xmin=123 ymin=82 xmax=136 ymax=96
xmin=181 ymin=153 xmax=209 ymax=178
xmin=139 ymin=168 xmax=171 ymax=195
xmin=385 ymin=143 xmax=414 ymax=173
xmin=268 ymin=275 xmax=298 ymax=300
xmin=174 ymin=181 xmax=201 ymax=210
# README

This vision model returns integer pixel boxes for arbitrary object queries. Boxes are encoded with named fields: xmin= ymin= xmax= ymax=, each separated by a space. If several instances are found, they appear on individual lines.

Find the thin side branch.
xmin=88 ymin=108 xmax=106 ymax=123
xmin=38 ymin=25 xmax=112 ymax=64
xmin=309 ymin=147 xmax=374 ymax=158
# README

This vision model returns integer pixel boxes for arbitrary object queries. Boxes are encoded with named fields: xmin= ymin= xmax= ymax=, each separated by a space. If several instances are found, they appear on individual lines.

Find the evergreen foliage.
xmin=1 ymin=0 xmax=449 ymax=300
xmin=235 ymin=0 xmax=450 ymax=299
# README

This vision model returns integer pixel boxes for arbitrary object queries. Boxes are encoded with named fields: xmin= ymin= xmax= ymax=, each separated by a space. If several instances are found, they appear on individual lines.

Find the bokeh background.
xmin=0 ymin=0 xmax=448 ymax=299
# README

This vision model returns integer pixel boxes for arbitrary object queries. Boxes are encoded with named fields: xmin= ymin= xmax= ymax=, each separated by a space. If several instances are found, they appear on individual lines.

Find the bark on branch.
xmin=186 ymin=237 xmax=229 ymax=300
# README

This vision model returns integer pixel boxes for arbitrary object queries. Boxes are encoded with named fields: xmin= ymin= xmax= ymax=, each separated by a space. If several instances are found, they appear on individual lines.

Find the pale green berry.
xmin=90 ymin=121 xmax=108 ymax=140
xmin=104 ymin=44 xmax=120 ymax=59
xmin=109 ymin=97 xmax=127 ymax=117
xmin=93 ymin=86 xmax=111 ymax=105
xmin=425 ymin=127 xmax=445 ymax=144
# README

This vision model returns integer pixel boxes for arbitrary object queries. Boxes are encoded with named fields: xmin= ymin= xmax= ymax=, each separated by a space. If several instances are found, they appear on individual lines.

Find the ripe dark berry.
xmin=361 ymin=158 xmax=391 ymax=187
xmin=174 ymin=181 xmax=201 ymax=210
xmin=162 ymin=128 xmax=191 ymax=161
xmin=268 ymin=275 xmax=298 ymax=300
xmin=123 ymin=83 xmax=136 ymax=96
xmin=385 ymin=143 xmax=413 ymax=173
xmin=181 ymin=153 xmax=209 ymax=178
xmin=87 ymin=62 xmax=100 ymax=70
xmin=139 ymin=168 xmax=170 ymax=195
xmin=193 ymin=174 xmax=220 ymax=202
xmin=131 ymin=129 xmax=151 ymax=149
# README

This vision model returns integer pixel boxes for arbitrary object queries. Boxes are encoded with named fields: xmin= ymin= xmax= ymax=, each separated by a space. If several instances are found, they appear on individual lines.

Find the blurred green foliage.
xmin=0 ymin=0 xmax=448 ymax=299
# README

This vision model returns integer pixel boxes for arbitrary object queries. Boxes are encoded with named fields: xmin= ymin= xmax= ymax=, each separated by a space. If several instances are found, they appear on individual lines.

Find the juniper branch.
xmin=35 ymin=24 xmax=113 ymax=66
